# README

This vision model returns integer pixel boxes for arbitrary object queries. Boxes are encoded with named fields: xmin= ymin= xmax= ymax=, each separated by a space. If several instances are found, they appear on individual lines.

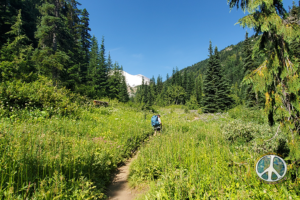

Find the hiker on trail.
xmin=151 ymin=114 xmax=162 ymax=136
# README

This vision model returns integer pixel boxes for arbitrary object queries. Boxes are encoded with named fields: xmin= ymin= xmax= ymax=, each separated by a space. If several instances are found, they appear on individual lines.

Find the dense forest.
xmin=0 ymin=0 xmax=129 ymax=104
xmin=1 ymin=0 xmax=300 ymax=199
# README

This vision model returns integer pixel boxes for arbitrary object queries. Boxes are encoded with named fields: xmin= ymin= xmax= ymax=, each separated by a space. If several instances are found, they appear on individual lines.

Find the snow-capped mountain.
xmin=122 ymin=71 xmax=150 ymax=87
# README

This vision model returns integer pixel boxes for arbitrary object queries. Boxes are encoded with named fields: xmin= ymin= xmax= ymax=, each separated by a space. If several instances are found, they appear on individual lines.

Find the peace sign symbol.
xmin=255 ymin=155 xmax=287 ymax=182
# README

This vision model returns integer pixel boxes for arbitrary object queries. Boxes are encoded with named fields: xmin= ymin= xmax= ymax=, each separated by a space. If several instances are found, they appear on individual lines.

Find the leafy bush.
xmin=197 ymin=108 xmax=203 ymax=114
xmin=228 ymin=105 xmax=267 ymax=124
xmin=221 ymin=119 xmax=289 ymax=155
xmin=221 ymin=120 xmax=256 ymax=144
xmin=184 ymin=107 xmax=189 ymax=113
xmin=186 ymin=95 xmax=198 ymax=110
xmin=0 ymin=76 xmax=86 ymax=117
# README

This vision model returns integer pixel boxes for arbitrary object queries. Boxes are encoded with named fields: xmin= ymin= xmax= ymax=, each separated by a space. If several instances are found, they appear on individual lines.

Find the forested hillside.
xmin=183 ymin=35 xmax=260 ymax=85
xmin=134 ymin=35 xmax=262 ymax=110
xmin=0 ymin=0 xmax=129 ymax=104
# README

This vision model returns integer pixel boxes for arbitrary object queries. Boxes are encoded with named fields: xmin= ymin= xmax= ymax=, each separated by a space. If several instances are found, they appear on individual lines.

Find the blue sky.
xmin=78 ymin=0 xmax=295 ymax=80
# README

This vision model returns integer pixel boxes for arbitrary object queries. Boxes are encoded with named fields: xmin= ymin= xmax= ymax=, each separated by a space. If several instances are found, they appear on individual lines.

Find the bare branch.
xmin=266 ymin=125 xmax=281 ymax=142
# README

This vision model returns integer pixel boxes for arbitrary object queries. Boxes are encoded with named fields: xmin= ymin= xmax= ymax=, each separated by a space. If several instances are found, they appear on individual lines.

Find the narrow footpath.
xmin=106 ymin=155 xmax=139 ymax=200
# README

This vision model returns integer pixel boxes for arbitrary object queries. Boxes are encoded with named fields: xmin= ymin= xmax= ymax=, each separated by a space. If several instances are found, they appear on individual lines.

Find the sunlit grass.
xmin=129 ymin=107 xmax=300 ymax=200
xmin=0 ymin=103 xmax=152 ymax=199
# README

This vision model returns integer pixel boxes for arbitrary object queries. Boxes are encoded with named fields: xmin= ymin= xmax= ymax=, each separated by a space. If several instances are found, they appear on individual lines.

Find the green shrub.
xmin=221 ymin=120 xmax=289 ymax=155
xmin=186 ymin=95 xmax=198 ymax=110
xmin=181 ymin=125 xmax=189 ymax=133
xmin=197 ymin=108 xmax=203 ymax=114
xmin=221 ymin=120 xmax=256 ymax=144
xmin=228 ymin=105 xmax=267 ymax=124
xmin=170 ymin=107 xmax=174 ymax=113
xmin=0 ymin=76 xmax=85 ymax=117
xmin=184 ymin=107 xmax=189 ymax=113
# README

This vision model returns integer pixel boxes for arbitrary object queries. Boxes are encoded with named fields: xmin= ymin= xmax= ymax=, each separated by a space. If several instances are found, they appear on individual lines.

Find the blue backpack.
xmin=151 ymin=115 xmax=160 ymax=127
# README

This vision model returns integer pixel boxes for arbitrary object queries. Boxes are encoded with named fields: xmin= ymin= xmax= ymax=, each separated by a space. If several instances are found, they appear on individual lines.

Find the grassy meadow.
xmin=129 ymin=106 xmax=300 ymax=199
xmin=1 ymin=79 xmax=299 ymax=199
xmin=0 ymin=97 xmax=153 ymax=199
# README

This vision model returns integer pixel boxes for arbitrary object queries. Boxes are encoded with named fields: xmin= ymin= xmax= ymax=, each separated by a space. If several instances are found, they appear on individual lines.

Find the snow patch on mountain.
xmin=122 ymin=71 xmax=150 ymax=87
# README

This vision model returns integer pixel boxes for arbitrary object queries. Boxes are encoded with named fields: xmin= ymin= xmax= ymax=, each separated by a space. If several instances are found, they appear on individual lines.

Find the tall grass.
xmin=129 ymin=107 xmax=300 ymax=199
xmin=0 ymin=104 xmax=152 ymax=199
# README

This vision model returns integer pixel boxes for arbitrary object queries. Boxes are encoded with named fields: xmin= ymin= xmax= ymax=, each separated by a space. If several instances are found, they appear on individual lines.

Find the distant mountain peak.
xmin=122 ymin=71 xmax=150 ymax=87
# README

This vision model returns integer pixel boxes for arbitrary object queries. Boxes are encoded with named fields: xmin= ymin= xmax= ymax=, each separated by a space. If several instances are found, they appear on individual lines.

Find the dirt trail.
xmin=106 ymin=154 xmax=139 ymax=200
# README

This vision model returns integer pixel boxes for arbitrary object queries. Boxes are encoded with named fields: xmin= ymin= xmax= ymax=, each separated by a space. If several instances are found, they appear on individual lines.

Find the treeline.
xmin=0 ymin=0 xmax=129 ymax=102
xmin=135 ymin=69 xmax=202 ymax=109
xmin=135 ymin=1 xmax=300 ymax=114
xmin=134 ymin=42 xmax=234 ymax=112
xmin=134 ymin=37 xmax=258 ymax=112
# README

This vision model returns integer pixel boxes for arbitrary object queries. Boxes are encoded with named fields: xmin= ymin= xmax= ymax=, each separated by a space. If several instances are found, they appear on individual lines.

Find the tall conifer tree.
xmin=0 ymin=10 xmax=35 ymax=82
xmin=99 ymin=36 xmax=108 ymax=97
xmin=214 ymin=47 xmax=234 ymax=111
xmin=108 ymin=62 xmax=121 ymax=99
xmin=33 ymin=0 xmax=70 ymax=86
xmin=242 ymin=31 xmax=257 ymax=107
xmin=118 ymin=66 xmax=129 ymax=103
xmin=202 ymin=41 xmax=218 ymax=113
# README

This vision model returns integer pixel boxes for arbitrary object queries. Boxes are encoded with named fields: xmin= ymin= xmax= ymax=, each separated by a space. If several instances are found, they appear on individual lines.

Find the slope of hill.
xmin=181 ymin=35 xmax=261 ymax=85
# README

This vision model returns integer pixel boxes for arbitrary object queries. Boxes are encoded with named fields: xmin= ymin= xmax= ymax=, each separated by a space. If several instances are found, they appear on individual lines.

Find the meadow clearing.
xmin=129 ymin=106 xmax=300 ymax=200
xmin=0 ymin=94 xmax=299 ymax=199
xmin=0 ymin=98 xmax=152 ymax=199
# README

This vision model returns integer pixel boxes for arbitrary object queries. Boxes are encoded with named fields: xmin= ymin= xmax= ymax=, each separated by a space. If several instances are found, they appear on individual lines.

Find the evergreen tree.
xmin=78 ymin=8 xmax=91 ymax=83
xmin=194 ymin=75 xmax=203 ymax=106
xmin=108 ymin=62 xmax=122 ymax=100
xmin=229 ymin=0 xmax=300 ymax=132
xmin=165 ymin=73 xmax=170 ymax=87
xmin=118 ymin=66 xmax=129 ymax=103
xmin=156 ymin=75 xmax=163 ymax=94
xmin=175 ymin=66 xmax=181 ymax=86
xmin=33 ymin=0 xmax=70 ymax=86
xmin=80 ymin=8 xmax=91 ymax=62
xmin=182 ymin=69 xmax=188 ymax=92
xmin=146 ymin=84 xmax=153 ymax=107
xmin=202 ymin=41 xmax=218 ymax=113
xmin=142 ymin=77 xmax=150 ymax=105
xmin=98 ymin=36 xmax=108 ymax=97
xmin=60 ymin=0 xmax=83 ymax=91
xmin=186 ymin=72 xmax=195 ymax=102
xmin=85 ymin=35 xmax=99 ymax=97
xmin=0 ymin=10 xmax=35 ymax=82
xmin=242 ymin=31 xmax=257 ymax=107
xmin=214 ymin=46 xmax=234 ymax=111
xmin=107 ymin=52 xmax=112 ymax=71
xmin=0 ymin=0 xmax=40 ymax=48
